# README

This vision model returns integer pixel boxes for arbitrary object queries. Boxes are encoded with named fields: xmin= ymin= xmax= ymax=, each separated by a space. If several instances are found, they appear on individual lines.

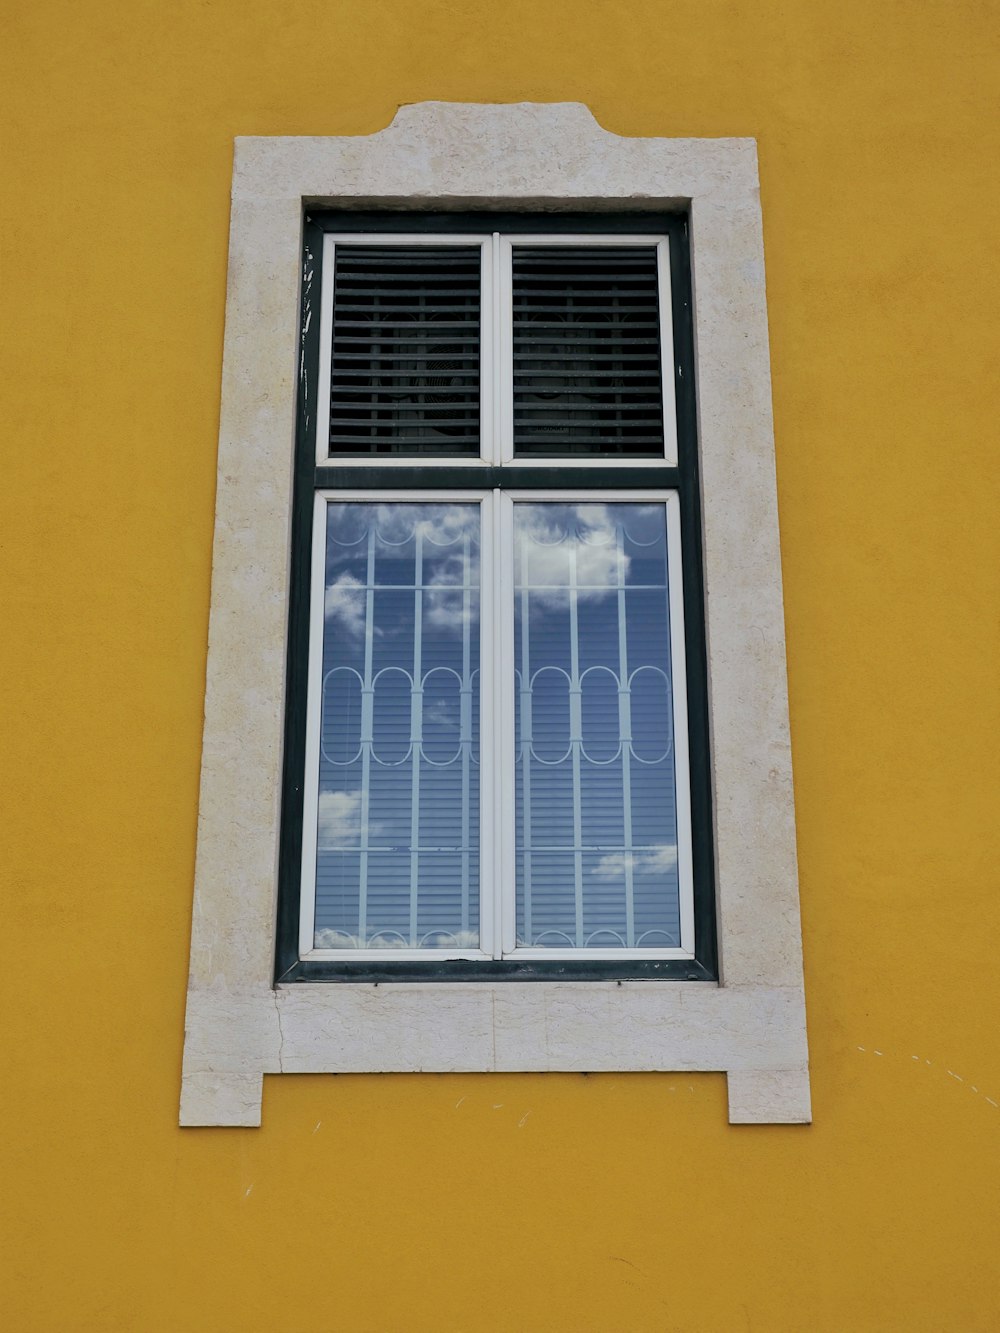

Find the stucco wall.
xmin=3 ymin=2 xmax=998 ymax=1329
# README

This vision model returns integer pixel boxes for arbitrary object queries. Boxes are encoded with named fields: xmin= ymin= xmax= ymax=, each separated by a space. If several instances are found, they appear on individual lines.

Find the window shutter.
xmin=328 ymin=245 xmax=481 ymax=456
xmin=511 ymin=245 xmax=665 ymax=457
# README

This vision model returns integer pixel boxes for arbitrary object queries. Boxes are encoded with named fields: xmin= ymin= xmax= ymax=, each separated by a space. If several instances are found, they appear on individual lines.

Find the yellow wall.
xmin=3 ymin=2 xmax=999 ymax=1328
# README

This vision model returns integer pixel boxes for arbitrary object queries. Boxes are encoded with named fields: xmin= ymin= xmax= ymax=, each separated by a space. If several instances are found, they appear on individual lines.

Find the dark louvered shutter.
xmin=512 ymin=245 xmax=665 ymax=457
xmin=328 ymin=245 xmax=481 ymax=456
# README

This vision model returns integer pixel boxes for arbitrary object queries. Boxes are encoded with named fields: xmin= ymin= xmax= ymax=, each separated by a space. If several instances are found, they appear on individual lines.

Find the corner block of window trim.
xmin=181 ymin=101 xmax=811 ymax=1127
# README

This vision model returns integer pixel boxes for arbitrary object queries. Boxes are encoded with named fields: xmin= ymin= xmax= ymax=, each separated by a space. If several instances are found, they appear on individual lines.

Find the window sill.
xmin=181 ymin=978 xmax=809 ymax=1126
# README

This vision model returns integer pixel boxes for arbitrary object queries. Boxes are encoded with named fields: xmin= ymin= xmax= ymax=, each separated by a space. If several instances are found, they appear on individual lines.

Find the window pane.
xmin=329 ymin=246 xmax=481 ymax=456
xmin=514 ymin=502 xmax=680 ymax=948
xmin=313 ymin=502 xmax=481 ymax=949
xmin=511 ymin=246 xmax=664 ymax=457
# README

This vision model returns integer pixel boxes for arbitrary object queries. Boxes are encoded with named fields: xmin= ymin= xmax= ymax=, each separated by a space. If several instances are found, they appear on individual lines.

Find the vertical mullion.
xmin=497 ymin=236 xmax=514 ymax=464
xmin=568 ymin=541 xmax=584 ymax=947
xmin=483 ymin=234 xmax=498 ymax=465
xmin=409 ymin=529 xmax=424 ymax=946
xmin=616 ymin=522 xmax=636 ymax=947
xmin=358 ymin=524 xmax=377 ymax=946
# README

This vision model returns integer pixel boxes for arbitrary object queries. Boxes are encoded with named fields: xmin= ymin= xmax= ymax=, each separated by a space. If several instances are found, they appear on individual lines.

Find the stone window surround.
xmin=180 ymin=101 xmax=811 ymax=1127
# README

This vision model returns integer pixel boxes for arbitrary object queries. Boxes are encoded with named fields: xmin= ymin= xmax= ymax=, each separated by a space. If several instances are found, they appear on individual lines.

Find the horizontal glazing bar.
xmin=313 ymin=468 xmax=681 ymax=487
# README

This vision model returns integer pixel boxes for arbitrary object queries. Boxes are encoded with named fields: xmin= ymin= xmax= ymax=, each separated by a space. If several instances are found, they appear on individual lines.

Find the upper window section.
xmin=314 ymin=224 xmax=678 ymax=466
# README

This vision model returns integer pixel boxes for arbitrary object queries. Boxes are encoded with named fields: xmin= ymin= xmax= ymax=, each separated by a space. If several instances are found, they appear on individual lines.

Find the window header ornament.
xmin=181 ymin=103 xmax=810 ymax=1127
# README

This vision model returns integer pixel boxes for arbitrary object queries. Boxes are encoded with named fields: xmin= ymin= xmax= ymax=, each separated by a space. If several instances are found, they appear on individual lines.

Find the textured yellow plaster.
xmin=2 ymin=2 xmax=998 ymax=1329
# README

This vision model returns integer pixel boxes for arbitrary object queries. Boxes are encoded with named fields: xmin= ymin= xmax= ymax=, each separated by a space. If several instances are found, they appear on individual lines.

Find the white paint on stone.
xmin=181 ymin=101 xmax=810 ymax=1127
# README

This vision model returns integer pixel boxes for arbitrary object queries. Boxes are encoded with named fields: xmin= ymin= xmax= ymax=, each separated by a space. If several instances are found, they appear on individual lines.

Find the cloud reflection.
xmin=590 ymin=843 xmax=678 ymax=881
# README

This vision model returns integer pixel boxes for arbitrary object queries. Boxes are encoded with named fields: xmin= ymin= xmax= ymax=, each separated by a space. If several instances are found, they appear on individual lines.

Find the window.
xmin=277 ymin=220 xmax=715 ymax=981
xmin=181 ymin=103 xmax=810 ymax=1127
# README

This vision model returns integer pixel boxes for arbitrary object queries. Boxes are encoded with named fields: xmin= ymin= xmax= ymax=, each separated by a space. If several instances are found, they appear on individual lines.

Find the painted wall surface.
xmin=2 ymin=2 xmax=998 ymax=1329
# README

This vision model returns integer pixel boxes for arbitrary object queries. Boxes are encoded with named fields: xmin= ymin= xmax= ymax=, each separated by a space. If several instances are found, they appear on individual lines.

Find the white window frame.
xmin=316 ymin=234 xmax=496 ymax=468
xmin=502 ymin=490 xmax=694 ymax=961
xmin=180 ymin=103 xmax=811 ymax=1127
xmin=299 ymin=489 xmax=695 ymax=964
xmin=496 ymin=235 xmax=677 ymax=468
xmin=299 ymin=488 xmax=497 ymax=963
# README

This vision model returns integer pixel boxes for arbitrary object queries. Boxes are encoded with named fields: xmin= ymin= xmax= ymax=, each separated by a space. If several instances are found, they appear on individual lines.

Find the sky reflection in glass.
xmin=514 ymin=503 xmax=680 ymax=948
xmin=314 ymin=503 xmax=481 ymax=950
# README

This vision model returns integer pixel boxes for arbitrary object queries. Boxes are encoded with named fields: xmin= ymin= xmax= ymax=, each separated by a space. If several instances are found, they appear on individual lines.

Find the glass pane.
xmin=329 ymin=245 xmax=481 ymax=456
xmin=511 ymin=245 xmax=664 ymax=457
xmin=313 ymin=502 xmax=481 ymax=949
xmin=514 ymin=502 xmax=680 ymax=949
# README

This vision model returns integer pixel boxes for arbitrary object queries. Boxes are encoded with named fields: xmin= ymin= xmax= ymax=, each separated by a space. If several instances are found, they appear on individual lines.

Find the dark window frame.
xmin=275 ymin=210 xmax=717 ymax=983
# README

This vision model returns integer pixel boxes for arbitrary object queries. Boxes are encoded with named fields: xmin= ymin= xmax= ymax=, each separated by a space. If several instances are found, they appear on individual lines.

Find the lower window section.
xmin=298 ymin=491 xmax=694 ymax=965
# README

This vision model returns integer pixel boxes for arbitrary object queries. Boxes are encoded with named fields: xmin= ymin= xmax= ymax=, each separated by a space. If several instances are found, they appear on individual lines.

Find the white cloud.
xmin=591 ymin=843 xmax=678 ymax=881
xmin=373 ymin=503 xmax=479 ymax=552
xmin=327 ymin=506 xmax=481 ymax=637
xmin=516 ymin=504 xmax=629 ymax=603
xmin=313 ymin=927 xmax=480 ymax=950
xmin=316 ymin=790 xmax=364 ymax=849
xmin=313 ymin=928 xmax=363 ymax=949
xmin=424 ymin=697 xmax=460 ymax=730
xmin=418 ymin=511 xmax=480 ymax=635
xmin=324 ymin=572 xmax=367 ymax=638
xmin=424 ymin=583 xmax=476 ymax=633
